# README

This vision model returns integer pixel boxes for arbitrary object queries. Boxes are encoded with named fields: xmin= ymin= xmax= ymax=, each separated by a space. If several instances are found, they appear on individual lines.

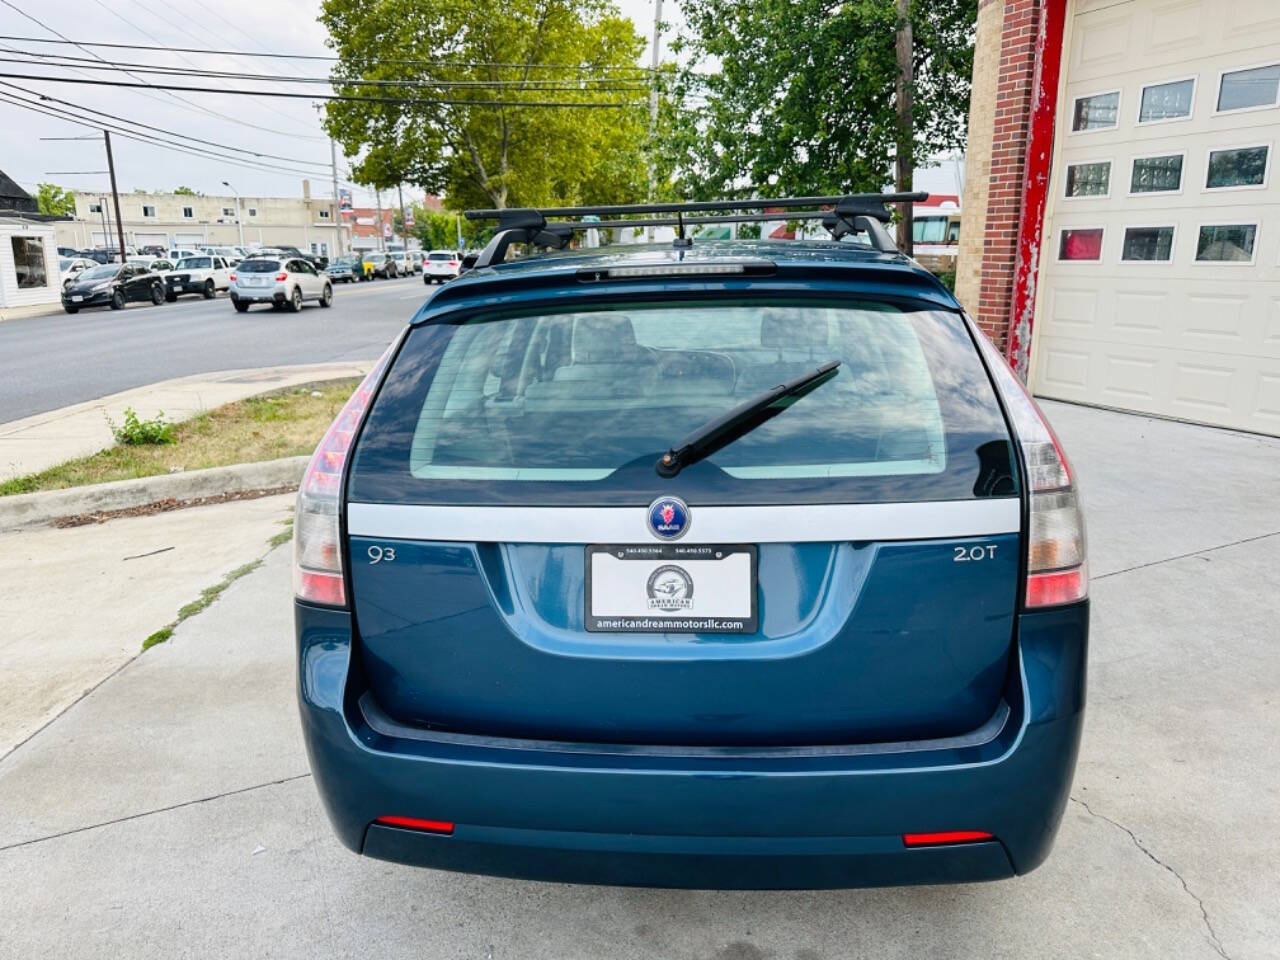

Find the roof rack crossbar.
xmin=465 ymin=192 xmax=928 ymax=222
xmin=467 ymin=192 xmax=928 ymax=266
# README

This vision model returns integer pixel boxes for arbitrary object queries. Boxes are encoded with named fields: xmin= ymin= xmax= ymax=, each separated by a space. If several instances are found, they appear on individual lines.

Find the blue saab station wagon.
xmin=293 ymin=194 xmax=1088 ymax=889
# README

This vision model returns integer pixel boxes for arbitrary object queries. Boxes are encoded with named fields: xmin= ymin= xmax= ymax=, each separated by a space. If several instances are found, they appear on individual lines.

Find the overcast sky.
xmin=0 ymin=0 xmax=958 ymax=204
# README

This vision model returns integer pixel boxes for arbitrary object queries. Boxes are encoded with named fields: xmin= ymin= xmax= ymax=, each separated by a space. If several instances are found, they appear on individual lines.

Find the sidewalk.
xmin=0 ymin=362 xmax=370 ymax=481
xmin=0 ymin=492 xmax=293 ymax=759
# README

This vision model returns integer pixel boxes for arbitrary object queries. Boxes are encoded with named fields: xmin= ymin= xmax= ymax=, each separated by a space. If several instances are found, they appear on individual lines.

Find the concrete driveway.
xmin=2 ymin=401 xmax=1277 ymax=959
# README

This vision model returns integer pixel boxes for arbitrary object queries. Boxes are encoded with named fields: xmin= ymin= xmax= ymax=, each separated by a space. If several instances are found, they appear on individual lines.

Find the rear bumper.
xmin=297 ymin=603 xmax=1087 ymax=888
xmin=230 ymin=287 xmax=285 ymax=304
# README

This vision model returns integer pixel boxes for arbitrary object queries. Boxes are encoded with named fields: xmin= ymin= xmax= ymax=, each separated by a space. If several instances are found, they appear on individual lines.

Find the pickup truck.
xmin=163 ymin=255 xmax=234 ymax=301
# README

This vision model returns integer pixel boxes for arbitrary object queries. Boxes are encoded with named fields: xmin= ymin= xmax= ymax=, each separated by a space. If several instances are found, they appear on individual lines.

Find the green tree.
xmin=35 ymin=182 xmax=74 ymax=216
xmin=173 ymin=185 xmax=198 ymax=196
xmin=656 ymin=0 xmax=976 ymax=202
xmin=320 ymin=0 xmax=650 ymax=211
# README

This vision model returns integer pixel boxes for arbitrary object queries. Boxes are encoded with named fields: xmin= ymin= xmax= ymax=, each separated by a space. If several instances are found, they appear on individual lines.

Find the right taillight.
xmin=974 ymin=328 xmax=1087 ymax=608
xmin=293 ymin=338 xmax=399 ymax=607
xmin=275 ymin=271 xmax=288 ymax=281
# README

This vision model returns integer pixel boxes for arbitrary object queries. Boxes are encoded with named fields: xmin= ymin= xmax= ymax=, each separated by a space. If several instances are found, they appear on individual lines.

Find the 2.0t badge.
xmin=647 ymin=496 xmax=690 ymax=540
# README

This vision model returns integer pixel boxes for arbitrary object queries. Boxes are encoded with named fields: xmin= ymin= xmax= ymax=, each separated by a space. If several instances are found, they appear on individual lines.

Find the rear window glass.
xmin=428 ymin=253 xmax=452 ymax=261
xmin=351 ymin=299 xmax=1017 ymax=506
xmin=238 ymin=259 xmax=280 ymax=272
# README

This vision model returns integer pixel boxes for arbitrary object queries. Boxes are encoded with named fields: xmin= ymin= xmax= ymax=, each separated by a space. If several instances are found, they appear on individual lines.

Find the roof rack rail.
xmin=464 ymin=192 xmax=929 ymax=268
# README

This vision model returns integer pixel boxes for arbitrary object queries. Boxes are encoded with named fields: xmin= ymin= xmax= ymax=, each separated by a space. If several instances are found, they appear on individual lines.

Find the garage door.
xmin=1031 ymin=0 xmax=1280 ymax=434
xmin=134 ymin=232 xmax=168 ymax=248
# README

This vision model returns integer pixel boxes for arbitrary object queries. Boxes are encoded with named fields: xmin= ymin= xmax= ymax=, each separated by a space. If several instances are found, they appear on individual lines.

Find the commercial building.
xmin=56 ymin=180 xmax=348 ymax=258
xmin=958 ymin=0 xmax=1280 ymax=435
xmin=0 ymin=170 xmax=63 ymax=315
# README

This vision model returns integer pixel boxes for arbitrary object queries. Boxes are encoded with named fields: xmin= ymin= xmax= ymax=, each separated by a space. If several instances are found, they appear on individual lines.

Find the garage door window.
xmin=1058 ymin=228 xmax=1104 ymax=261
xmin=1217 ymin=64 xmax=1280 ymax=112
xmin=1195 ymin=224 xmax=1257 ymax=263
xmin=1130 ymin=154 xmax=1184 ymax=194
xmin=1138 ymin=78 xmax=1195 ymax=123
xmin=1205 ymin=145 xmax=1269 ymax=189
xmin=1121 ymin=227 xmax=1175 ymax=262
xmin=1065 ymin=161 xmax=1110 ymax=197
xmin=10 ymin=236 xmax=48 ymax=288
xmin=1072 ymin=91 xmax=1120 ymax=131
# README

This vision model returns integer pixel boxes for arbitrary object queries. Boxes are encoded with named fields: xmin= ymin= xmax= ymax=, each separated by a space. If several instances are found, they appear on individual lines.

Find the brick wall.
xmin=956 ymin=0 xmax=1047 ymax=353
xmin=954 ymin=0 xmax=1005 ymax=319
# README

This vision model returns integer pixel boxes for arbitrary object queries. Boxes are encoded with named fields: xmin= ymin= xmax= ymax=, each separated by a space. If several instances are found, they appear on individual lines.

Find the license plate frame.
xmin=585 ymin=543 xmax=758 ymax=634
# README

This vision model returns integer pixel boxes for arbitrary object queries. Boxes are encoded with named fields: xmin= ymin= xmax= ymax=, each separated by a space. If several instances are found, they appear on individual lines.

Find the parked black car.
xmin=61 ymin=262 xmax=165 ymax=313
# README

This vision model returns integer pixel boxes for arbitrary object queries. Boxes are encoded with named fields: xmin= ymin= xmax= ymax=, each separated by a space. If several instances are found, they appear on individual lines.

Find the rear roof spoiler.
xmin=463 ymin=193 xmax=930 ymax=268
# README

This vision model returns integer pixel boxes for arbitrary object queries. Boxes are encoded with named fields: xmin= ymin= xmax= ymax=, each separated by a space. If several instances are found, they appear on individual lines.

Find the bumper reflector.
xmin=374 ymin=816 xmax=455 ymax=835
xmin=902 ymin=831 xmax=994 ymax=848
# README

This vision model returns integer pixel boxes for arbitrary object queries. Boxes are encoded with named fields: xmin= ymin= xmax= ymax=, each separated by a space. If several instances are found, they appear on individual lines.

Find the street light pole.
xmin=645 ymin=0 xmax=664 ymax=243
xmin=222 ymin=180 xmax=245 ymax=249
xmin=329 ymin=138 xmax=343 ymax=257
xmin=103 ymin=130 xmax=127 ymax=261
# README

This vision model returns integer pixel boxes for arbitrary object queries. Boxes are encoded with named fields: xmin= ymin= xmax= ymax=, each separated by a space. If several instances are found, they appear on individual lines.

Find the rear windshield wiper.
xmin=655 ymin=360 xmax=841 ymax=478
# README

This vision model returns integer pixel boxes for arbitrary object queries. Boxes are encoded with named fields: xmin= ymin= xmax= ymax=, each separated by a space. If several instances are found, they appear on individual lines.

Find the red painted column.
xmin=974 ymin=0 xmax=1066 ymax=377
xmin=1006 ymin=0 xmax=1067 ymax=376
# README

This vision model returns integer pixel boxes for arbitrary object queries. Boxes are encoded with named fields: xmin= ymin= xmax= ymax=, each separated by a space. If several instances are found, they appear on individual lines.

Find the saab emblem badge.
xmin=647 ymin=496 xmax=690 ymax=541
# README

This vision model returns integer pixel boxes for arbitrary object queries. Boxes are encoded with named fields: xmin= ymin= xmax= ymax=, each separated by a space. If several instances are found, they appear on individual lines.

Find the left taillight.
xmin=293 ymin=339 xmax=398 ymax=607
xmin=973 ymin=326 xmax=1087 ymax=609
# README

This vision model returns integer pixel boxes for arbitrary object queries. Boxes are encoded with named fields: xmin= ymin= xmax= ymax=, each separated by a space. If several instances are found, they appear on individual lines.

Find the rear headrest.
xmin=572 ymin=314 xmax=636 ymax=363
xmin=760 ymin=311 xmax=828 ymax=349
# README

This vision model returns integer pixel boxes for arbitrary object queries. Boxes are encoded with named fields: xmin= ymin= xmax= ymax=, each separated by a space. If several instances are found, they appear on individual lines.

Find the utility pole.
xmin=894 ymin=0 xmax=914 ymax=256
xmin=396 ymin=182 xmax=406 ymax=250
xmin=103 ymin=130 xmax=127 ymax=261
xmin=374 ymin=189 xmax=384 ymax=251
xmin=329 ymin=138 xmax=343 ymax=257
xmin=646 ymin=0 xmax=663 ymax=243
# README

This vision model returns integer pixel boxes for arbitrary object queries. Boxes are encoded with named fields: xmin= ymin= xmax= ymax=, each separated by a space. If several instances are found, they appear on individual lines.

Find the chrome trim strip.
xmin=358 ymin=693 xmax=1012 ymax=759
xmin=346 ymin=498 xmax=1020 ymax=544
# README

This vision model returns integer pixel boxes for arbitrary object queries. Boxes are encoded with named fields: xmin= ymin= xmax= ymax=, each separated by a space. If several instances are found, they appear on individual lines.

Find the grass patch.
xmin=1 ymin=378 xmax=360 ymax=497
xmin=142 ymin=559 xmax=263 ymax=651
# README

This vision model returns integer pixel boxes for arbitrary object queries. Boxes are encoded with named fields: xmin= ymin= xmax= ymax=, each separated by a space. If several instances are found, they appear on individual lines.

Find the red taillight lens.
xmin=903 ymin=831 xmax=994 ymax=847
xmin=275 ymin=271 xmax=288 ymax=281
xmin=973 ymin=328 xmax=1087 ymax=609
xmin=374 ymin=816 xmax=455 ymax=834
xmin=293 ymin=338 xmax=399 ymax=607
xmin=448 ymin=261 xmax=458 ymax=266
xmin=229 ymin=273 xmax=236 ymax=282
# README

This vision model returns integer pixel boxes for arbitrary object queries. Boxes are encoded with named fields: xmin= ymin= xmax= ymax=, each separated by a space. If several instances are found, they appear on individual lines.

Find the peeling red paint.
xmin=1006 ymin=0 xmax=1068 ymax=378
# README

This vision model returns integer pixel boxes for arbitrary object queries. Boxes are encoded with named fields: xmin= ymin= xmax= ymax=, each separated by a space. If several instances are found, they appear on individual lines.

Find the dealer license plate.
xmin=585 ymin=544 xmax=758 ymax=634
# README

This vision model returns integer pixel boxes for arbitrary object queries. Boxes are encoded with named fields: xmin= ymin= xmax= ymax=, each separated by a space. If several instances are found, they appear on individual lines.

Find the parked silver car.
xmin=228 ymin=257 xmax=333 ymax=312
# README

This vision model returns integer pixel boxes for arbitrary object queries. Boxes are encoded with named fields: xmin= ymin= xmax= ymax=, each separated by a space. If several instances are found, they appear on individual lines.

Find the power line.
xmin=109 ymin=0 xmax=328 ymax=138
xmin=0 ymin=32 xmax=655 ymax=73
xmin=0 ymin=71 xmax=647 ymax=106
xmin=2 ymin=79 xmax=334 ymax=168
xmin=0 ymin=89 xmax=356 ymax=182
xmin=0 ymin=50 xmax=650 ymax=89
xmin=0 ymin=0 xmax=329 ymax=141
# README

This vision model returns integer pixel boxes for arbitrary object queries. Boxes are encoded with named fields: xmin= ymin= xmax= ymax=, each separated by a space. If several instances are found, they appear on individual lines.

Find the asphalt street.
xmin=2 ymin=402 xmax=1279 ymax=958
xmin=0 ymin=274 xmax=425 ymax=423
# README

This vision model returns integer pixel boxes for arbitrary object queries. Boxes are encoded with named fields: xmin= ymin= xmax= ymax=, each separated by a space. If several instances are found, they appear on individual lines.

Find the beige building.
xmin=57 ymin=180 xmax=349 ymax=258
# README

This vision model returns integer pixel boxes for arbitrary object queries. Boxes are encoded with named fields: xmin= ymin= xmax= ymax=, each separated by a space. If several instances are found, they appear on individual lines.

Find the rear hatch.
xmin=345 ymin=293 xmax=1022 ymax=746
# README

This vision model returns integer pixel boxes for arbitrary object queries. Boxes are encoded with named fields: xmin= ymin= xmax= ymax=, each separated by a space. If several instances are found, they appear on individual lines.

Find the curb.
xmin=0 ymin=456 xmax=307 ymax=531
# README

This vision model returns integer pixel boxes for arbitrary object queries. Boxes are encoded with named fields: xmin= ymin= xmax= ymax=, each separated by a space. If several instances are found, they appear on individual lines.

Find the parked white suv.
xmin=229 ymin=256 xmax=332 ymax=313
xmin=423 ymin=249 xmax=461 ymax=283
xmin=165 ymin=255 xmax=233 ymax=300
